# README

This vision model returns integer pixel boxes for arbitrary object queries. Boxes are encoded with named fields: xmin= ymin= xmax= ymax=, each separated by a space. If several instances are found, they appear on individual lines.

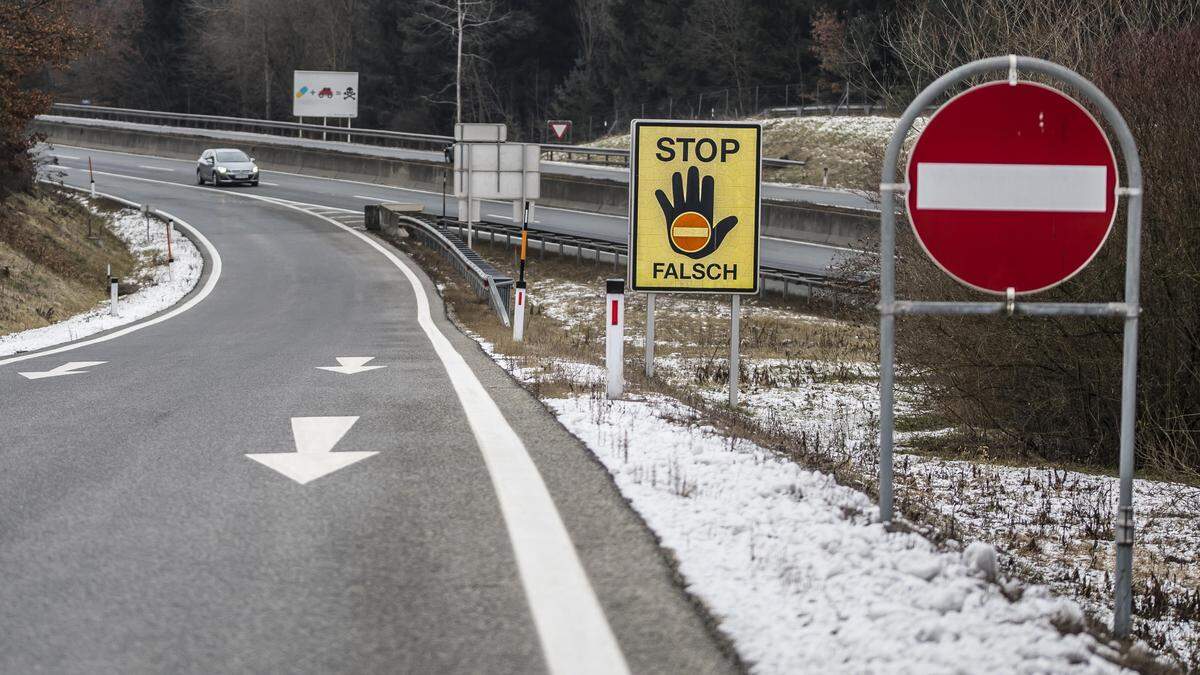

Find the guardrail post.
xmin=606 ymin=278 xmax=625 ymax=399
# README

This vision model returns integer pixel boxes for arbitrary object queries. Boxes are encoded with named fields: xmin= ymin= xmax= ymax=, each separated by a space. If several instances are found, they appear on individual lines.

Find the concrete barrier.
xmin=34 ymin=117 xmax=875 ymax=247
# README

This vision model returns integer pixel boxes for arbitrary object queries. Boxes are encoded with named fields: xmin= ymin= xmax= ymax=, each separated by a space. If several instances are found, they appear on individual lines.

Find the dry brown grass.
xmin=0 ymin=188 xmax=137 ymax=335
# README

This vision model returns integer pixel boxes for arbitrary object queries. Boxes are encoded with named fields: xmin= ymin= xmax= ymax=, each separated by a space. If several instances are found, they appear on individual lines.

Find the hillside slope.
xmin=0 ymin=189 xmax=136 ymax=335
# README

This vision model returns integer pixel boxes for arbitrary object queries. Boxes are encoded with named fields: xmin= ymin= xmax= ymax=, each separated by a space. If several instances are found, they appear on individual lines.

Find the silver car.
xmin=196 ymin=148 xmax=259 ymax=186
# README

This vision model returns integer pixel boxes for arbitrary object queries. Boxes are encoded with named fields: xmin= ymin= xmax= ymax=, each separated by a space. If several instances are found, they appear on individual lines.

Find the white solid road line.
xmin=353 ymin=194 xmax=388 ymax=201
xmin=246 ymin=416 xmax=376 ymax=485
xmin=52 ymin=153 xmax=81 ymax=160
xmin=761 ymin=235 xmax=859 ymax=252
xmin=137 ymin=165 xmax=176 ymax=172
xmin=42 ymin=168 xmax=631 ymax=673
xmin=257 ymin=181 xmax=279 ymax=186
xmin=18 ymin=361 xmax=106 ymax=380
xmin=301 ymin=207 xmax=632 ymax=675
xmin=0 ymin=187 xmax=223 ymax=368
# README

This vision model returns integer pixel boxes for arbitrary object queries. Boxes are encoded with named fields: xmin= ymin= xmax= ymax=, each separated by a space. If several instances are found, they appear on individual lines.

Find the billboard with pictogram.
xmin=293 ymin=71 xmax=359 ymax=118
xmin=629 ymin=120 xmax=761 ymax=293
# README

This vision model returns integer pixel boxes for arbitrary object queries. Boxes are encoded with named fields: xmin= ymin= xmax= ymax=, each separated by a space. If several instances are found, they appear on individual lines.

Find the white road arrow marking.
xmin=18 ymin=361 xmax=107 ymax=380
xmin=246 ymin=416 xmax=375 ymax=485
xmin=316 ymin=356 xmax=386 ymax=375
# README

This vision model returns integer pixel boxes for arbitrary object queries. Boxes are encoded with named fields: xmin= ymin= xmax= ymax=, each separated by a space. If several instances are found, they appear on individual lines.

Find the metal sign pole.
xmin=730 ymin=294 xmax=740 ymax=406
xmin=513 ymin=200 xmax=530 ymax=342
xmin=645 ymin=293 xmax=656 ymax=378
xmin=442 ymin=145 xmax=451 ymax=219
xmin=877 ymin=55 xmax=1143 ymax=638
xmin=466 ymin=143 xmax=474 ymax=249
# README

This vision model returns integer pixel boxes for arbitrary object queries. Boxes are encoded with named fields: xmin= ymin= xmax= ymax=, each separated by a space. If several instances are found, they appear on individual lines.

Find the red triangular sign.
xmin=550 ymin=123 xmax=569 ymax=139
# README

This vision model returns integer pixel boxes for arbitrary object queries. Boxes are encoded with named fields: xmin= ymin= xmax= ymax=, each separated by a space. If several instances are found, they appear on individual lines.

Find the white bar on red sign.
xmin=916 ymin=163 xmax=1107 ymax=212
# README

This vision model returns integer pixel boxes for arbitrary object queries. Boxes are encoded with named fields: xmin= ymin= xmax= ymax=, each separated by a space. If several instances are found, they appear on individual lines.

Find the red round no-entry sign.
xmin=906 ymin=81 xmax=1119 ymax=294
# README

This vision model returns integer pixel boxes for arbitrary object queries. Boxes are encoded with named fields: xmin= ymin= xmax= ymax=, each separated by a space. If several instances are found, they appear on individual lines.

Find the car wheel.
xmin=250 ymin=180 xmax=259 ymax=187
xmin=196 ymin=170 xmax=204 ymax=185
xmin=211 ymin=173 xmax=220 ymax=188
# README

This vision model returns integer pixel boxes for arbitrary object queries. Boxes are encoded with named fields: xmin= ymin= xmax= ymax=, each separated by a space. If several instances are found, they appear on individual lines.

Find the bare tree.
xmin=573 ymin=0 xmax=611 ymax=70
xmin=692 ymin=0 xmax=753 ymax=114
xmin=189 ymin=0 xmax=360 ymax=119
xmin=414 ymin=0 xmax=509 ymax=124
xmin=882 ymin=0 xmax=1197 ymax=100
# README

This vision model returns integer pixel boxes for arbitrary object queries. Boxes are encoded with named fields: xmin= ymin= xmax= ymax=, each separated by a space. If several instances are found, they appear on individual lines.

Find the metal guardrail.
xmin=426 ymin=216 xmax=863 ymax=297
xmin=49 ymin=103 xmax=806 ymax=169
xmin=381 ymin=207 xmax=867 ymax=327
xmin=388 ymin=212 xmax=514 ymax=326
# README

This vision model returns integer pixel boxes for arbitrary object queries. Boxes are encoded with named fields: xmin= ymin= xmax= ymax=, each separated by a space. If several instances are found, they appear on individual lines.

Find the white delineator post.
xmin=109 ymin=274 xmax=119 ymax=317
xmin=88 ymin=156 xmax=96 ymax=197
xmin=606 ymin=278 xmax=625 ymax=399
xmin=513 ymin=282 xmax=527 ymax=342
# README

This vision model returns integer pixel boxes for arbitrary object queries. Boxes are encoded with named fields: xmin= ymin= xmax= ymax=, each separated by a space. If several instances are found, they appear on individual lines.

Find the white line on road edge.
xmin=0 ymin=186 xmax=223 ymax=368
xmin=137 ymin=165 xmax=176 ymax=172
xmin=42 ymin=168 xmax=630 ymax=674
xmin=285 ymin=205 xmax=631 ymax=675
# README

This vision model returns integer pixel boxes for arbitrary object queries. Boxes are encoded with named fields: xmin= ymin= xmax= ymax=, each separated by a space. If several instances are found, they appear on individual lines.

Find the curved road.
xmin=41 ymin=144 xmax=852 ymax=279
xmin=0 ymin=168 xmax=737 ymax=672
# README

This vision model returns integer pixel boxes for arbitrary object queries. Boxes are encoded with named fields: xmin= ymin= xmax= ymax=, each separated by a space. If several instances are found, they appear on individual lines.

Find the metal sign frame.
xmin=628 ymin=119 xmax=762 ymax=295
xmin=878 ymin=55 xmax=1143 ymax=637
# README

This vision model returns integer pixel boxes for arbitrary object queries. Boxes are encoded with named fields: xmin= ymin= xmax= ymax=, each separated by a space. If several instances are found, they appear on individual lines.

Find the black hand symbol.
xmin=654 ymin=165 xmax=738 ymax=259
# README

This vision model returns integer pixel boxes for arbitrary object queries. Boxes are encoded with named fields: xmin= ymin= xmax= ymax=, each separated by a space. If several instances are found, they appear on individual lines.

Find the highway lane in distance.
xmin=38 ymin=115 xmax=880 ymax=211
xmin=0 ymin=167 xmax=738 ymax=673
xmin=40 ymin=144 xmax=853 ymax=278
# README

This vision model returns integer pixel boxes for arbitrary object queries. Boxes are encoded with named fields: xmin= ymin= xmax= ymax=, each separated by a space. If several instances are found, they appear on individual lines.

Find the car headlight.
xmin=217 ymin=166 xmax=228 ymax=174
xmin=251 ymin=165 xmax=259 ymax=173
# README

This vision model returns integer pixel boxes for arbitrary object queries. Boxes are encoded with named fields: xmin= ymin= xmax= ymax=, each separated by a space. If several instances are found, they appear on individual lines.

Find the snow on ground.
xmin=460 ymin=335 xmax=1136 ymax=672
xmin=581 ymin=114 xmax=922 ymax=191
xmin=431 ymin=238 xmax=1193 ymax=668
xmin=0 ymin=206 xmax=202 ymax=357
xmin=552 ymin=392 xmax=1123 ymax=673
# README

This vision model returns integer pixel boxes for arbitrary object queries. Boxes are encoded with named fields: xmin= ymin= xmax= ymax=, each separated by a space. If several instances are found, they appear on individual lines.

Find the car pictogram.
xmin=318 ymin=87 xmax=334 ymax=99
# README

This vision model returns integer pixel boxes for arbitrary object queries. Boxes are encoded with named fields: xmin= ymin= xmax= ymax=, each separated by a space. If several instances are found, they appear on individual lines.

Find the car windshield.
xmin=215 ymin=150 xmax=249 ymax=163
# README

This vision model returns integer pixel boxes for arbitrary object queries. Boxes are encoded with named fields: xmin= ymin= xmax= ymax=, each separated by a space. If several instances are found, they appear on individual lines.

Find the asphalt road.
xmin=0 ymin=169 xmax=739 ymax=673
xmin=39 ymin=144 xmax=852 ymax=278
xmin=39 ymin=115 xmax=880 ymax=211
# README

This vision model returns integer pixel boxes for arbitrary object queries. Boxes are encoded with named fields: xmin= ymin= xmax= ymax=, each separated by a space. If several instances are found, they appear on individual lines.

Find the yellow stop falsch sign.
xmin=629 ymin=120 xmax=761 ymax=294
